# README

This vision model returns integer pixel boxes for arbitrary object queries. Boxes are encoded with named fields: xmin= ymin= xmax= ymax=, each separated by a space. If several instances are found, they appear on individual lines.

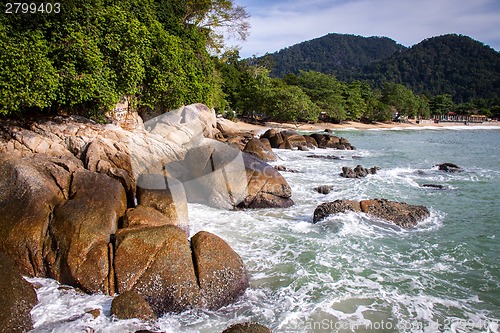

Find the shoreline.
xmin=234 ymin=119 xmax=500 ymax=133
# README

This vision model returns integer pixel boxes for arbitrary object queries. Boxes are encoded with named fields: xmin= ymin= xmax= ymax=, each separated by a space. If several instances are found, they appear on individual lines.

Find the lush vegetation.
xmin=268 ymin=33 xmax=405 ymax=79
xmin=1 ymin=4 xmax=498 ymax=123
xmin=0 ymin=0 xmax=248 ymax=119
xmin=257 ymin=33 xmax=499 ymax=121
xmin=361 ymin=34 xmax=500 ymax=103
xmin=218 ymin=59 xmax=433 ymax=123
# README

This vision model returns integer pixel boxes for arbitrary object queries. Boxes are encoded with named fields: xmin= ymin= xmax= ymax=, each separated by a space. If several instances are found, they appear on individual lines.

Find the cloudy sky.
xmin=232 ymin=0 xmax=500 ymax=57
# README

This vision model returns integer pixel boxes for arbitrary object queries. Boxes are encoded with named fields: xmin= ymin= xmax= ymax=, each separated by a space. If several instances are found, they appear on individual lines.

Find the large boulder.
xmin=313 ymin=199 xmax=429 ymax=227
xmin=111 ymin=290 xmax=157 ymax=321
xmin=309 ymin=133 xmax=355 ymax=150
xmin=171 ymin=141 xmax=293 ymax=209
xmin=238 ymin=153 xmax=294 ymax=208
xmin=243 ymin=138 xmax=277 ymax=162
xmin=114 ymin=225 xmax=202 ymax=315
xmin=313 ymin=200 xmax=362 ymax=222
xmin=123 ymin=206 xmax=175 ymax=229
xmin=84 ymin=137 xmax=135 ymax=203
xmin=46 ymin=171 xmax=127 ymax=294
xmin=0 ymin=153 xmax=81 ymax=277
xmin=136 ymin=174 xmax=189 ymax=234
xmin=0 ymin=253 xmax=38 ymax=333
xmin=191 ymin=231 xmax=249 ymax=310
xmin=217 ymin=118 xmax=240 ymax=136
xmin=280 ymin=132 xmax=307 ymax=150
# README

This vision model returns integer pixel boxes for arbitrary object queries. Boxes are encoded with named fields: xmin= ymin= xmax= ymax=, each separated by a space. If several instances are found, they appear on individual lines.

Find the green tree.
xmin=291 ymin=71 xmax=347 ymax=122
xmin=262 ymin=80 xmax=320 ymax=123
xmin=429 ymin=94 xmax=453 ymax=115
xmin=180 ymin=0 xmax=250 ymax=53
xmin=0 ymin=27 xmax=59 ymax=115
xmin=343 ymin=81 xmax=367 ymax=121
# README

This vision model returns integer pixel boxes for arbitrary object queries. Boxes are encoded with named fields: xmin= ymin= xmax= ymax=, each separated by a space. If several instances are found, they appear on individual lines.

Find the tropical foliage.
xmin=0 ymin=0 xmax=248 ymax=118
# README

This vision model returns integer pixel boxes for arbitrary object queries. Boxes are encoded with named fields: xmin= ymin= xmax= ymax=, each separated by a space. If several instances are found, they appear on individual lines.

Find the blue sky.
xmin=232 ymin=0 xmax=500 ymax=57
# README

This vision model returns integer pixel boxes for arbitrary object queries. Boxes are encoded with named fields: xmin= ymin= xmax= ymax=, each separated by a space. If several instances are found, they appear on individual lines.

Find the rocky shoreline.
xmin=0 ymin=105 xmax=436 ymax=332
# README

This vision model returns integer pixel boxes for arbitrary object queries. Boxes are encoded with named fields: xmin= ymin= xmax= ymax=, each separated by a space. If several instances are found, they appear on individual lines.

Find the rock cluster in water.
xmin=340 ymin=165 xmax=380 ymax=178
xmin=313 ymin=199 xmax=430 ymax=228
xmin=0 ymin=104 xmax=297 ymax=322
xmin=260 ymin=129 xmax=355 ymax=151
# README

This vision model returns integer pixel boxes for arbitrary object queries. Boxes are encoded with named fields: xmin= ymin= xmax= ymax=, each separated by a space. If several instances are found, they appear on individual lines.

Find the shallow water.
xmin=28 ymin=127 xmax=500 ymax=332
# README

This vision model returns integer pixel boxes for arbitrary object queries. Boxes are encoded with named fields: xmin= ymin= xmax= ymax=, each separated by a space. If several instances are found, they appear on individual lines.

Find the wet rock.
xmin=281 ymin=132 xmax=308 ymax=149
xmin=340 ymin=165 xmax=380 ymax=178
xmin=136 ymin=174 xmax=189 ymax=233
xmin=313 ymin=199 xmax=430 ymax=228
xmin=307 ymin=154 xmax=340 ymax=160
xmin=313 ymin=200 xmax=362 ymax=222
xmin=114 ymin=225 xmax=202 ymax=315
xmin=273 ymin=165 xmax=300 ymax=173
xmin=217 ymin=118 xmax=240 ymax=135
xmin=111 ymin=290 xmax=157 ymax=321
xmin=268 ymin=132 xmax=284 ymax=148
xmin=259 ymin=138 xmax=272 ymax=150
xmin=422 ymin=184 xmax=446 ymax=190
xmin=84 ymin=137 xmax=135 ymax=202
xmin=223 ymin=322 xmax=273 ymax=333
xmin=314 ymin=185 xmax=335 ymax=194
xmin=191 ymin=231 xmax=249 ymax=310
xmin=123 ymin=206 xmax=175 ymax=229
xmin=46 ymin=170 xmax=127 ymax=294
xmin=175 ymin=141 xmax=293 ymax=209
xmin=0 ymin=253 xmax=38 ymax=333
xmin=304 ymin=136 xmax=318 ymax=149
xmin=243 ymin=138 xmax=277 ymax=162
xmin=436 ymin=163 xmax=462 ymax=172
xmin=238 ymin=154 xmax=294 ymax=208
xmin=0 ymin=153 xmax=80 ymax=277
xmin=309 ymin=133 xmax=355 ymax=150
xmin=85 ymin=308 xmax=101 ymax=319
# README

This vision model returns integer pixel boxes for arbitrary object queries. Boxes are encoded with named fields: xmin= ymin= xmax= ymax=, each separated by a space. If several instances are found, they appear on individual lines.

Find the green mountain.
xmin=361 ymin=34 xmax=500 ymax=102
xmin=265 ymin=33 xmax=500 ymax=103
xmin=268 ymin=33 xmax=406 ymax=78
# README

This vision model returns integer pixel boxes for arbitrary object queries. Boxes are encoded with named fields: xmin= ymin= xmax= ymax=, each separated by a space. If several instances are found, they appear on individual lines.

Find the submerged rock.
xmin=436 ymin=163 xmax=462 ymax=172
xmin=313 ymin=199 xmax=430 ymax=228
xmin=422 ymin=184 xmax=446 ymax=190
xmin=340 ymin=165 xmax=380 ymax=178
xmin=314 ymin=185 xmax=335 ymax=194
xmin=307 ymin=154 xmax=340 ymax=160
xmin=274 ymin=165 xmax=300 ymax=173
xmin=223 ymin=322 xmax=273 ymax=333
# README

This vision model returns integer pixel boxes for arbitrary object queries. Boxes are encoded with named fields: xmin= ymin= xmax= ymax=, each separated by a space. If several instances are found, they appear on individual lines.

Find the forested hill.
xmin=265 ymin=33 xmax=500 ymax=103
xmin=360 ymin=34 xmax=500 ymax=103
xmin=268 ymin=33 xmax=406 ymax=78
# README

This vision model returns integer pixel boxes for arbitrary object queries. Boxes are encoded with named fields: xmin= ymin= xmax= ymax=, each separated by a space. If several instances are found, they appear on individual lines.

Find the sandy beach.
xmin=235 ymin=119 xmax=500 ymax=132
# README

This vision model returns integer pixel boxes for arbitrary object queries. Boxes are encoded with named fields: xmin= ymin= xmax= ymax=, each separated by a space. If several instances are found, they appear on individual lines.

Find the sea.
xmin=27 ymin=125 xmax=500 ymax=333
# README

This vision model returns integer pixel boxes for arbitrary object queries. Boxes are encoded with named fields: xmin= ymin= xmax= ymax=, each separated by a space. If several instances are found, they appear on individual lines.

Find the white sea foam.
xmin=27 ymin=129 xmax=500 ymax=332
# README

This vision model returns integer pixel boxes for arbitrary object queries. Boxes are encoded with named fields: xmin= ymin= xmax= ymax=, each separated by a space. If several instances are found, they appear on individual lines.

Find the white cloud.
xmin=236 ymin=0 xmax=500 ymax=57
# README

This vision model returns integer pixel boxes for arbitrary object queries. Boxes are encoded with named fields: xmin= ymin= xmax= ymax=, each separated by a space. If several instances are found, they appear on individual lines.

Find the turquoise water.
xmin=29 ymin=127 xmax=500 ymax=332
